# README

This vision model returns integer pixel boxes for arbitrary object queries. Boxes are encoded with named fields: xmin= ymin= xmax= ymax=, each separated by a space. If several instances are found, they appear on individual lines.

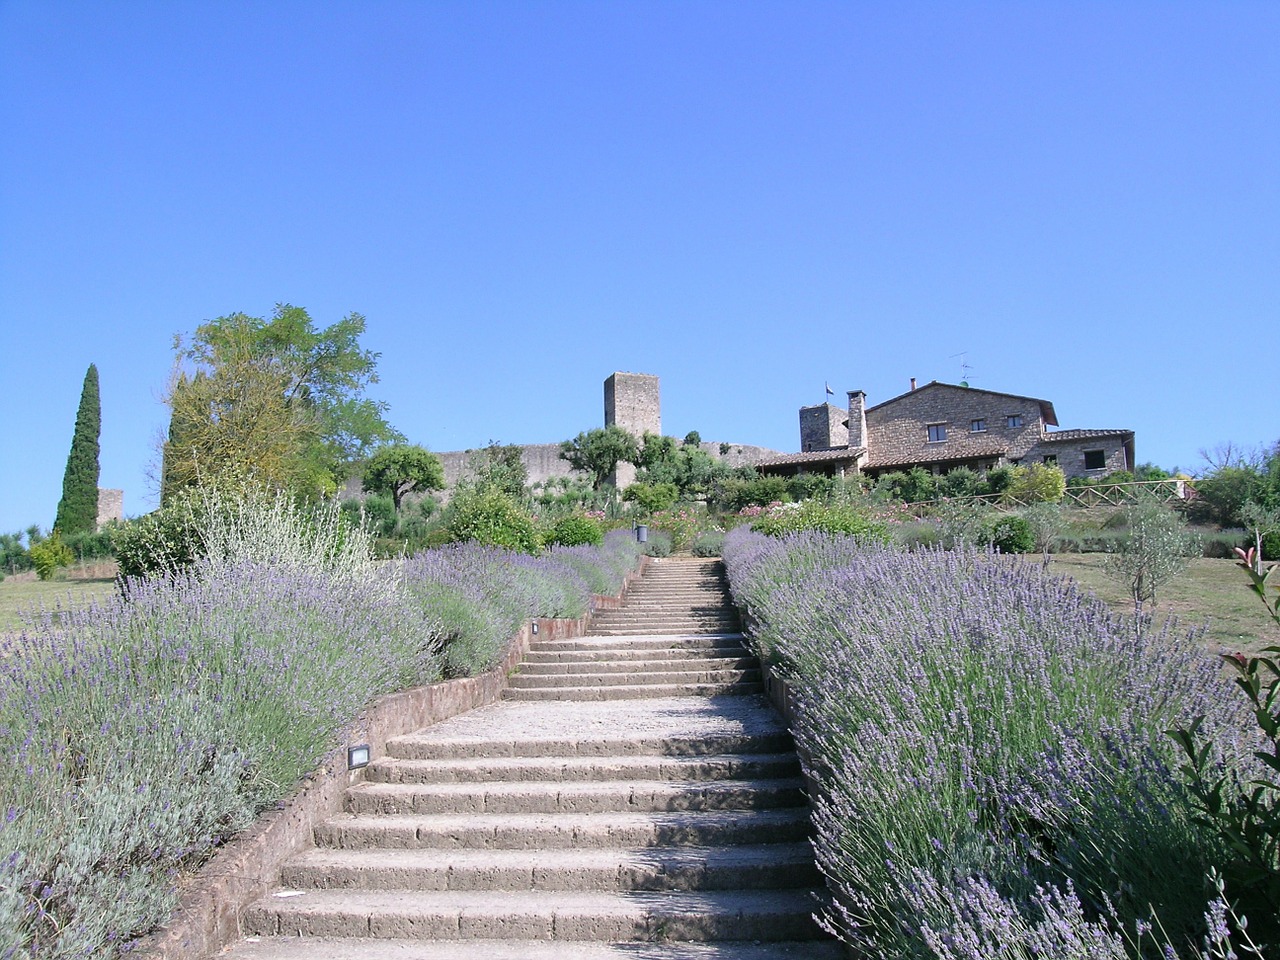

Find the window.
xmin=1042 ymin=454 xmax=1058 ymax=465
xmin=927 ymin=424 xmax=947 ymax=443
xmin=1006 ymin=414 xmax=1023 ymax=429
xmin=1084 ymin=449 xmax=1106 ymax=470
xmin=970 ymin=419 xmax=987 ymax=433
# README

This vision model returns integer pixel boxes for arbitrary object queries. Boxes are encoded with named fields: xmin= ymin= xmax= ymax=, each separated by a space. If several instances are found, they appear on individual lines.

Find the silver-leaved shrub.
xmin=723 ymin=527 xmax=1260 ymax=959
xmin=0 ymin=489 xmax=641 ymax=959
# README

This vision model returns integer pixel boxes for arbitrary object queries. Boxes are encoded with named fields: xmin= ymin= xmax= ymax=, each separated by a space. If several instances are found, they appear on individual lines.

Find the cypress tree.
xmin=54 ymin=364 xmax=102 ymax=534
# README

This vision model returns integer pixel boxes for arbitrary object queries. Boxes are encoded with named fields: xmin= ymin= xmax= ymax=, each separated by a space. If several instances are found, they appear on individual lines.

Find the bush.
xmin=111 ymin=496 xmax=205 ymax=580
xmin=59 ymin=527 xmax=116 ymax=561
xmin=622 ymin=481 xmax=679 ymax=514
xmin=722 ymin=528 xmax=1252 ymax=959
xmin=692 ymin=530 xmax=726 ymax=557
xmin=1019 ymin=502 xmax=1066 ymax=557
xmin=445 ymin=487 xmax=540 ymax=553
xmin=29 ymin=531 xmax=75 ymax=580
xmin=641 ymin=529 xmax=673 ymax=557
xmin=0 ymin=490 xmax=434 ymax=958
xmin=983 ymin=465 xmax=1015 ymax=496
xmin=752 ymin=499 xmax=890 ymax=541
xmin=985 ymin=513 xmax=1035 ymax=553
xmin=648 ymin=508 xmax=705 ymax=551
xmin=543 ymin=514 xmax=604 ymax=548
xmin=1004 ymin=462 xmax=1066 ymax=504
xmin=936 ymin=467 xmax=985 ymax=499
xmin=876 ymin=467 xmax=937 ymax=503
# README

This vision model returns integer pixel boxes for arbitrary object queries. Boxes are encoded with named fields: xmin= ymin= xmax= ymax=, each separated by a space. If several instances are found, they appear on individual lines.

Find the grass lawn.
xmin=1049 ymin=553 xmax=1280 ymax=655
xmin=0 ymin=574 xmax=118 ymax=634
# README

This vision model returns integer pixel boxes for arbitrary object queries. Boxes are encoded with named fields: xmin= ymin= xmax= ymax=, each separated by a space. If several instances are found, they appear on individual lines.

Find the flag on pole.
xmin=825 ymin=382 xmax=834 ymax=397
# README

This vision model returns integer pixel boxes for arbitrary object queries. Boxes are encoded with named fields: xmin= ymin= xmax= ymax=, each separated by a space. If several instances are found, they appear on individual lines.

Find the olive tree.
xmin=1103 ymin=501 xmax=1201 ymax=614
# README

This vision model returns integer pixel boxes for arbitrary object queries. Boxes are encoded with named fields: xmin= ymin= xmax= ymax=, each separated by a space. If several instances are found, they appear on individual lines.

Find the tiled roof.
xmin=865 ymin=441 xmax=1009 ymax=469
xmin=1039 ymin=429 xmax=1133 ymax=443
xmin=756 ymin=447 xmax=865 ymax=468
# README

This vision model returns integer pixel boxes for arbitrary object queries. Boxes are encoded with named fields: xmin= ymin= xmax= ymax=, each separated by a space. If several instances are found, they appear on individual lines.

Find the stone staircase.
xmin=225 ymin=558 xmax=838 ymax=959
xmin=587 ymin=559 xmax=742 ymax=636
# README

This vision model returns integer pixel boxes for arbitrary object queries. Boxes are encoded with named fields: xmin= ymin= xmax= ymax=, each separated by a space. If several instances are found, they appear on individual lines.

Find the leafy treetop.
xmin=362 ymin=444 xmax=446 ymax=513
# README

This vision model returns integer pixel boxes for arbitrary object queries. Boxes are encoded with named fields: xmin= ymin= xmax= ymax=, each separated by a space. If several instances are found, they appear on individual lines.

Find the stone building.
xmin=758 ymin=381 xmax=1134 ymax=481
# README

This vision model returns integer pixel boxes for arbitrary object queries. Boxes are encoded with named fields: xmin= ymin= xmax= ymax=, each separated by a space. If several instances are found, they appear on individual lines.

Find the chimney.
xmin=910 ymin=377 xmax=917 ymax=391
xmin=847 ymin=390 xmax=867 ymax=448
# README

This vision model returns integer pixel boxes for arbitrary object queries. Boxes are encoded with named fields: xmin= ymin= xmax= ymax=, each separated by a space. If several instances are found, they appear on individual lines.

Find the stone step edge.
xmin=218 ymin=935 xmax=845 ymax=959
xmin=311 ymin=809 xmax=813 ymax=850
xmin=241 ymin=888 xmax=826 ymax=942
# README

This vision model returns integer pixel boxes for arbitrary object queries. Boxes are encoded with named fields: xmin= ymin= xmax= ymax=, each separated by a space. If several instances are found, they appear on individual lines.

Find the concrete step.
xmin=313 ymin=809 xmax=813 ymax=851
xmin=507 ymin=669 xmax=761 ymax=690
xmin=522 ymin=647 xmax=748 ymax=665
xmin=591 ymin=632 xmax=747 ymax=640
xmin=387 ymin=729 xmax=794 ymax=761
xmin=366 ymin=753 xmax=799 ymax=784
xmin=280 ymin=844 xmax=820 ymax=892
xmin=518 ymin=657 xmax=756 ymax=675
xmin=502 ymin=681 xmax=766 ymax=701
xmin=242 ymin=887 xmax=825 ymax=941
xmin=529 ymin=636 xmax=744 ymax=653
xmin=346 ymin=778 xmax=807 ymax=816
xmin=221 ymin=935 xmax=845 ymax=960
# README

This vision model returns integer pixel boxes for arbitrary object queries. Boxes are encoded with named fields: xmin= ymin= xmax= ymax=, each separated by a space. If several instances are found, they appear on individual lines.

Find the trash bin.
xmin=635 ymin=524 xmax=648 ymax=543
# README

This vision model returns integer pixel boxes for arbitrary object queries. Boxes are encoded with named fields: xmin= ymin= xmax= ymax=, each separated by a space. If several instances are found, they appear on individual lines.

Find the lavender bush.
xmin=723 ymin=527 xmax=1260 ymax=959
xmin=0 ymin=491 xmax=642 ymax=959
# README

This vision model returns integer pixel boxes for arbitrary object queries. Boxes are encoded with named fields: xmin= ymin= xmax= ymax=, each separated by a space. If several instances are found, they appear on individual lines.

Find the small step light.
xmin=531 ymin=621 xmax=540 ymax=635
xmin=347 ymin=744 xmax=371 ymax=770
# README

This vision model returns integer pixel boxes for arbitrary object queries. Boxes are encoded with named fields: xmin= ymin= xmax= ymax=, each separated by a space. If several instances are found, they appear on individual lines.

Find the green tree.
xmin=164 ymin=305 xmax=402 ymax=498
xmin=559 ymin=426 xmax=638 ymax=491
xmin=1103 ymin=501 xmax=1201 ymax=614
xmin=633 ymin=431 xmax=732 ymax=501
xmin=362 ymin=444 xmax=446 ymax=514
xmin=163 ymin=356 xmax=325 ymax=498
xmin=54 ymin=364 xmax=102 ymax=535
xmin=463 ymin=442 xmax=528 ymax=499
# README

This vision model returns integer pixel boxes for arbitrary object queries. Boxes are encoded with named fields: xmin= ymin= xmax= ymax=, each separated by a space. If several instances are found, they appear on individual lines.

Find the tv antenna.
xmin=949 ymin=352 xmax=974 ymax=388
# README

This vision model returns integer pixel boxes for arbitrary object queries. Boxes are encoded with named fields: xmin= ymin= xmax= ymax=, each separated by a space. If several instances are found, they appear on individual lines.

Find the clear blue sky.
xmin=2 ymin=1 xmax=1276 ymax=532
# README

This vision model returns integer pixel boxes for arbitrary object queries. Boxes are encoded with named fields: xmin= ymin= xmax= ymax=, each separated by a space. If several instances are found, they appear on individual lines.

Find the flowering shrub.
xmin=28 ymin=531 xmax=73 ymax=580
xmin=749 ymin=498 xmax=890 ymax=542
xmin=723 ymin=527 xmax=1258 ymax=959
xmin=0 ymin=491 xmax=642 ymax=958
xmin=648 ymin=508 xmax=704 ymax=551
xmin=541 ymin=513 xmax=604 ymax=548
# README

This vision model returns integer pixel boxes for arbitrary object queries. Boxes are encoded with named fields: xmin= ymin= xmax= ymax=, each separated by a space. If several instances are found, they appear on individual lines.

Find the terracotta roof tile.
xmin=756 ymin=447 xmax=865 ymax=468
xmin=1039 ymin=429 xmax=1133 ymax=443
xmin=865 ymin=441 xmax=1009 ymax=469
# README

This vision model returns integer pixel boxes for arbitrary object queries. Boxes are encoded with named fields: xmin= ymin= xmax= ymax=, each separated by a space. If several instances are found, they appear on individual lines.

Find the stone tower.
xmin=603 ymin=372 xmax=660 ymax=489
xmin=799 ymin=403 xmax=849 ymax=452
